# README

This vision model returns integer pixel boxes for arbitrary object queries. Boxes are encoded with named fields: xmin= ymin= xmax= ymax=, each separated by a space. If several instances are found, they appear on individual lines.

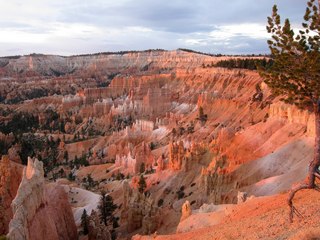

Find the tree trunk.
xmin=287 ymin=101 xmax=320 ymax=222
xmin=309 ymin=102 xmax=320 ymax=187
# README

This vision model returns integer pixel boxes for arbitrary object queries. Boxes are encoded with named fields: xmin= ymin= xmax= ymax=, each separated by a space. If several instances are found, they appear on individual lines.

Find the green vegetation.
xmin=81 ymin=209 xmax=89 ymax=235
xmin=157 ymin=199 xmax=164 ymax=207
xmin=213 ymin=58 xmax=273 ymax=70
xmin=259 ymin=0 xmax=320 ymax=222
xmin=138 ymin=174 xmax=147 ymax=193
xmin=139 ymin=162 xmax=145 ymax=174
xmin=0 ymin=112 xmax=39 ymax=135
xmin=197 ymin=106 xmax=208 ymax=123
xmin=82 ymin=174 xmax=98 ymax=189
xmin=176 ymin=186 xmax=185 ymax=200
xmin=98 ymin=191 xmax=117 ymax=226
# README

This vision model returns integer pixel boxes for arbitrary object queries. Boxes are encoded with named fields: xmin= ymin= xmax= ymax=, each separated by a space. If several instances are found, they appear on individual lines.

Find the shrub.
xmin=157 ymin=199 xmax=164 ymax=207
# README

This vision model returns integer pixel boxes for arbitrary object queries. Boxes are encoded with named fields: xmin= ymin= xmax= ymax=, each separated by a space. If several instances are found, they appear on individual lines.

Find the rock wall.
xmin=121 ymin=181 xmax=160 ymax=234
xmin=169 ymin=141 xmax=206 ymax=172
xmin=180 ymin=201 xmax=192 ymax=222
xmin=115 ymin=142 xmax=154 ymax=174
xmin=269 ymin=101 xmax=314 ymax=136
xmin=88 ymin=210 xmax=111 ymax=240
xmin=0 ymin=50 xmax=216 ymax=76
xmin=0 ymin=156 xmax=23 ymax=235
xmin=169 ymin=141 xmax=185 ymax=171
xmin=7 ymin=157 xmax=77 ymax=240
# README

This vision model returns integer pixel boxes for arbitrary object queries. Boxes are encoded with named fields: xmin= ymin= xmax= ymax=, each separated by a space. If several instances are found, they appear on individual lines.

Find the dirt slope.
xmin=133 ymin=189 xmax=320 ymax=240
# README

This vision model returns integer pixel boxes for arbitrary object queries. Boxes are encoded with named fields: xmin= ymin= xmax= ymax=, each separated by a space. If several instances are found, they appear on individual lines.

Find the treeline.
xmin=212 ymin=58 xmax=274 ymax=70
xmin=0 ymin=112 xmax=39 ymax=135
xmin=178 ymin=48 xmax=218 ymax=57
xmin=178 ymin=48 xmax=271 ymax=58
xmin=69 ymin=49 xmax=167 ymax=58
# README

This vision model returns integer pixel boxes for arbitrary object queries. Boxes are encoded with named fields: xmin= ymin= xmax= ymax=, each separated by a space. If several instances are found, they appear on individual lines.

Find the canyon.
xmin=0 ymin=49 xmax=316 ymax=240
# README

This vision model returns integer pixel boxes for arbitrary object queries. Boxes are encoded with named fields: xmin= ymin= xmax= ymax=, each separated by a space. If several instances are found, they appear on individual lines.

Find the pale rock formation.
xmin=133 ymin=119 xmax=155 ymax=132
xmin=88 ymin=210 xmax=111 ymax=240
xmin=121 ymin=180 xmax=160 ymax=234
xmin=1 ymin=50 xmax=216 ymax=77
xmin=269 ymin=101 xmax=314 ymax=136
xmin=115 ymin=142 xmax=154 ymax=174
xmin=93 ymin=99 xmax=112 ymax=117
xmin=7 ymin=157 xmax=77 ymax=240
xmin=61 ymin=94 xmax=84 ymax=111
xmin=169 ymin=141 xmax=206 ymax=172
xmin=169 ymin=141 xmax=185 ymax=171
xmin=180 ymin=201 xmax=192 ymax=222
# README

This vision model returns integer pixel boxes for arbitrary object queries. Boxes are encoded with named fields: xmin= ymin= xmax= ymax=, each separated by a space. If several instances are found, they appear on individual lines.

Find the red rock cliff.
xmin=7 ymin=158 xmax=77 ymax=240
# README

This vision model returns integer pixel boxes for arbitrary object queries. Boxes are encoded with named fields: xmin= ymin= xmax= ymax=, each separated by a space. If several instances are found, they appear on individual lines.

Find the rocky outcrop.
xmin=169 ymin=141 xmax=185 ymax=171
xmin=269 ymin=101 xmax=314 ymax=136
xmin=0 ymin=156 xmax=23 ymax=235
xmin=115 ymin=142 xmax=154 ymax=174
xmin=88 ymin=210 xmax=111 ymax=240
xmin=180 ymin=201 xmax=192 ymax=222
xmin=169 ymin=141 xmax=206 ymax=172
xmin=121 ymin=181 xmax=160 ymax=234
xmin=7 ymin=157 xmax=77 ymax=240
xmin=0 ymin=50 xmax=215 ymax=77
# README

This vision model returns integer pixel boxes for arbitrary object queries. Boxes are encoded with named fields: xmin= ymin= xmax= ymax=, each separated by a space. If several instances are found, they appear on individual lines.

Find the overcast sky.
xmin=0 ymin=0 xmax=307 ymax=56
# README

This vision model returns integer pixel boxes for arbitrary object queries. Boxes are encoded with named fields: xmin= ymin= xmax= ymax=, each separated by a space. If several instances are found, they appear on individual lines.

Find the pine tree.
xmin=139 ymin=162 xmax=145 ymax=174
xmin=138 ymin=174 xmax=146 ymax=193
xmin=81 ymin=209 xmax=89 ymax=235
xmin=98 ymin=191 xmax=117 ymax=225
xmin=63 ymin=150 xmax=68 ymax=162
xmin=259 ymin=0 xmax=320 ymax=222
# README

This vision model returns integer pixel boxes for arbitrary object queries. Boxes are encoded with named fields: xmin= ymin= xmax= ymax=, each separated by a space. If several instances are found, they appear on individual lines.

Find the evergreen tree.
xmin=63 ymin=150 xmax=69 ymax=162
xmin=259 ymin=0 xmax=320 ymax=222
xmin=86 ymin=174 xmax=95 ymax=188
xmin=81 ymin=209 xmax=89 ymax=235
xmin=98 ymin=191 xmax=117 ymax=225
xmin=138 ymin=174 xmax=147 ymax=193
xmin=139 ymin=162 xmax=145 ymax=174
xmin=198 ymin=106 xmax=207 ymax=122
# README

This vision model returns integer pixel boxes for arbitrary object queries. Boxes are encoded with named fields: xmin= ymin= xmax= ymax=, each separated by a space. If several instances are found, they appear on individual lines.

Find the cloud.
xmin=0 ymin=0 xmax=309 ymax=56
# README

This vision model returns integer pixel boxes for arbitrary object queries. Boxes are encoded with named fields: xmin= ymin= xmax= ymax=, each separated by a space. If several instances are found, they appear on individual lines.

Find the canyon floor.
xmin=0 ymin=50 xmax=318 ymax=240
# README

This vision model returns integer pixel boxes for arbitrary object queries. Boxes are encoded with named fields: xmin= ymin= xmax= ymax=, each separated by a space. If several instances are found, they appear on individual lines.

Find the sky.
xmin=0 ymin=0 xmax=308 ymax=56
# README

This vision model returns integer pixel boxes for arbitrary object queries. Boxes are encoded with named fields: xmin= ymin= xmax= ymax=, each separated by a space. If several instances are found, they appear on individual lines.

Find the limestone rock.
xmin=7 ymin=157 xmax=77 ymax=240
xmin=0 ymin=156 xmax=23 ymax=235
xmin=88 ymin=210 xmax=111 ymax=240
xmin=121 ymin=180 xmax=160 ymax=234
xmin=169 ymin=141 xmax=185 ymax=171
xmin=156 ymin=155 xmax=165 ymax=172
xmin=180 ymin=201 xmax=192 ymax=222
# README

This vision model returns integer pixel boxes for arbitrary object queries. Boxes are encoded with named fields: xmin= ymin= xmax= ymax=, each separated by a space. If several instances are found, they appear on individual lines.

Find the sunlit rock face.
xmin=180 ymin=200 xmax=192 ymax=222
xmin=7 ymin=157 xmax=77 ymax=240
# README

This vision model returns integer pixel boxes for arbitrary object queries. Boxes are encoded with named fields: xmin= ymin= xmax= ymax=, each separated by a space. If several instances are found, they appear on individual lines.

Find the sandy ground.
xmin=76 ymin=163 xmax=113 ymax=181
xmin=62 ymin=185 xmax=100 ymax=226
